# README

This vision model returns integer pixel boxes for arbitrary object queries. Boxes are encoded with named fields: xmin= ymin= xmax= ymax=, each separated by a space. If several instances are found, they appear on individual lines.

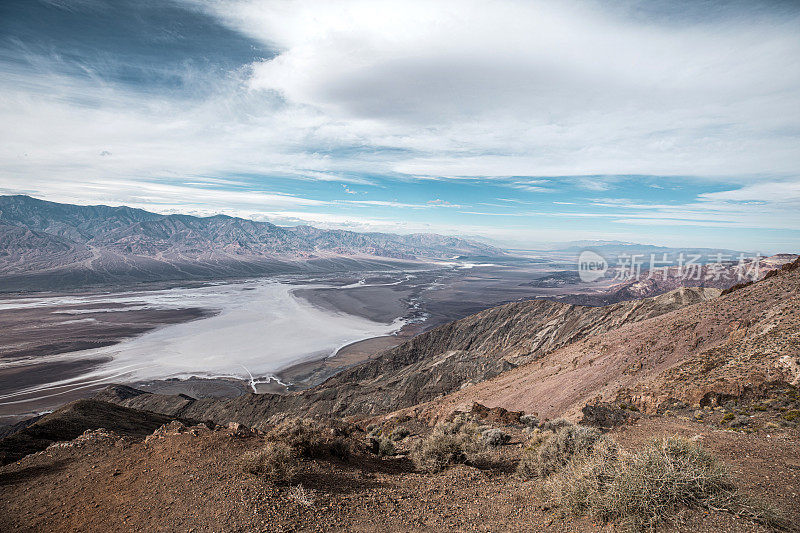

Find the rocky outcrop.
xmin=0 ymin=399 xmax=186 ymax=465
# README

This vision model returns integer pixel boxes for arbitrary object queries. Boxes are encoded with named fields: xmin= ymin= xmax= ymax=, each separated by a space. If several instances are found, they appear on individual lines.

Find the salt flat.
xmin=94 ymin=280 xmax=405 ymax=383
xmin=0 ymin=278 xmax=405 ymax=419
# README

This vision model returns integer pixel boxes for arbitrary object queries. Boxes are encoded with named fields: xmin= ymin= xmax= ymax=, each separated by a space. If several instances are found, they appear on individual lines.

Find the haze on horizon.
xmin=1 ymin=0 xmax=798 ymax=253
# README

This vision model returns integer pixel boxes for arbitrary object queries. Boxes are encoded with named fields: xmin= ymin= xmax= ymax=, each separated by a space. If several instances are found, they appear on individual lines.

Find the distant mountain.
xmin=560 ymin=253 xmax=798 ymax=305
xmin=0 ymin=195 xmax=504 ymax=291
xmin=555 ymin=242 xmax=748 ymax=261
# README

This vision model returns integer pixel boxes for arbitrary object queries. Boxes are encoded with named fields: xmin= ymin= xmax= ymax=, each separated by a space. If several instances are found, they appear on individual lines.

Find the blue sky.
xmin=1 ymin=0 xmax=799 ymax=252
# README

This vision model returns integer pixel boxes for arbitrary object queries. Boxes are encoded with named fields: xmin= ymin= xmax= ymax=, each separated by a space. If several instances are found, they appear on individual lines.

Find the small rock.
xmin=226 ymin=421 xmax=252 ymax=437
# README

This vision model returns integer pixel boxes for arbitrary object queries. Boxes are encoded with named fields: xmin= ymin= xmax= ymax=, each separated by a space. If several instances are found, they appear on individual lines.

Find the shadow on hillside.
xmin=0 ymin=457 xmax=73 ymax=487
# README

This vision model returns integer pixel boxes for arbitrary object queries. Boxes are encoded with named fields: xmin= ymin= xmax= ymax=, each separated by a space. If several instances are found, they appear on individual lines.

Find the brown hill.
xmin=562 ymin=253 xmax=798 ymax=305
xmin=412 ymin=257 xmax=800 ymax=421
xmin=0 ymin=399 xmax=186 ymax=465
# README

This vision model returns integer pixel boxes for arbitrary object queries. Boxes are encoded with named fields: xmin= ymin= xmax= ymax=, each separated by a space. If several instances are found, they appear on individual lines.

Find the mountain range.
xmin=0 ymin=195 xmax=503 ymax=290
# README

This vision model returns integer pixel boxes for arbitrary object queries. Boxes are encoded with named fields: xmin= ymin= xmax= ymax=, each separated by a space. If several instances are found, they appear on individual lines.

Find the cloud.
xmin=426 ymin=198 xmax=458 ymax=207
xmin=574 ymin=178 xmax=612 ymax=192
xmin=341 ymin=199 xmax=461 ymax=209
xmin=586 ymin=180 xmax=800 ymax=231
xmin=0 ymin=178 xmax=330 ymax=215
xmin=698 ymin=180 xmax=800 ymax=203
xmin=201 ymin=0 xmax=800 ymax=178
xmin=1 ymin=0 xmax=799 ymax=250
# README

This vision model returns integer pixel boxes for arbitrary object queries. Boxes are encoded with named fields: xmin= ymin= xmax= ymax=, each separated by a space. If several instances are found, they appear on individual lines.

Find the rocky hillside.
xmin=0 ymin=195 xmax=503 ymax=290
xmin=417 ymin=257 xmax=800 ymax=421
xmin=0 ymin=399 xmax=183 ymax=465
xmin=93 ymin=286 xmax=721 ymax=426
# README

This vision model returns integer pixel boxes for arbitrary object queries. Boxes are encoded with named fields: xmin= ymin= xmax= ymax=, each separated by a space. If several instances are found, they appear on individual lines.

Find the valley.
xmin=1 ymin=195 xmax=798 ymax=532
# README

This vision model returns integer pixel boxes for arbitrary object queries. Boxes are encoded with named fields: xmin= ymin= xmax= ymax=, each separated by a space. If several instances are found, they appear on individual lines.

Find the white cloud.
xmin=341 ymin=199 xmax=461 ymax=209
xmin=0 ymin=178 xmax=329 ymax=214
xmin=587 ymin=180 xmax=800 ymax=231
xmin=698 ymin=180 xmax=800 ymax=203
xmin=1 ymin=0 xmax=799 ymax=249
xmin=198 ymin=0 xmax=800 ymax=178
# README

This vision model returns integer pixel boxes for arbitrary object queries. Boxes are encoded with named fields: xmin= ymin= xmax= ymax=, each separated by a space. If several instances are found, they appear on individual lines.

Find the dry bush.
xmin=410 ymin=418 xmax=489 ymax=472
xmin=539 ymin=418 xmax=573 ymax=432
xmin=389 ymin=426 xmax=410 ymax=441
xmin=368 ymin=435 xmax=397 ymax=456
xmin=481 ymin=428 xmax=511 ymax=447
xmin=288 ymin=484 xmax=314 ymax=507
xmin=520 ymin=414 xmax=540 ymax=428
xmin=544 ymin=438 xmax=620 ymax=516
xmin=517 ymin=421 xmax=605 ymax=478
xmin=544 ymin=435 xmax=784 ymax=532
xmin=600 ymin=436 xmax=736 ymax=531
xmin=267 ymin=417 xmax=351 ymax=460
xmin=241 ymin=442 xmax=296 ymax=483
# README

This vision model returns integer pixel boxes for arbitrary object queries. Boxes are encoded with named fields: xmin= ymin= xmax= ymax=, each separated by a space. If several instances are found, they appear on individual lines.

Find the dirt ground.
xmin=1 ymin=415 xmax=797 ymax=532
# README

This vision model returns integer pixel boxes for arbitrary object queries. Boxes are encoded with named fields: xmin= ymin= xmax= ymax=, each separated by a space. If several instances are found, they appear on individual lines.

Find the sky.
xmin=1 ymin=0 xmax=799 ymax=252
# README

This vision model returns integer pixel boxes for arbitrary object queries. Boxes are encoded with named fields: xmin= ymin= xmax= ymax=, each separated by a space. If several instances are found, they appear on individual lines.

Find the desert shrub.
xmin=267 ymin=417 xmax=351 ymax=460
xmin=783 ymin=409 xmax=800 ymax=422
xmin=517 ymin=422 xmax=604 ymax=478
xmin=368 ymin=435 xmax=396 ymax=456
xmin=389 ymin=426 xmax=410 ymax=441
xmin=539 ymin=418 xmax=573 ymax=432
xmin=288 ymin=484 xmax=314 ymax=507
xmin=544 ymin=438 xmax=620 ymax=516
xmin=241 ymin=442 xmax=296 ymax=483
xmin=581 ymin=402 xmax=633 ymax=427
xmin=481 ymin=428 xmax=511 ymax=447
xmin=520 ymin=414 xmax=540 ymax=428
xmin=728 ymin=415 xmax=751 ymax=428
xmin=410 ymin=419 xmax=488 ymax=472
xmin=599 ymin=436 xmax=736 ymax=531
xmin=543 ymin=436 xmax=777 ymax=532
xmin=721 ymin=412 xmax=735 ymax=422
